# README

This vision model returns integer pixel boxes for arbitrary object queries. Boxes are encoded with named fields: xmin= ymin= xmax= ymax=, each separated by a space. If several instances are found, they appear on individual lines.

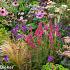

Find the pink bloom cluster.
xmin=23 ymin=21 xmax=61 ymax=48
xmin=0 ymin=8 xmax=8 ymax=16
xmin=35 ymin=22 xmax=44 ymax=37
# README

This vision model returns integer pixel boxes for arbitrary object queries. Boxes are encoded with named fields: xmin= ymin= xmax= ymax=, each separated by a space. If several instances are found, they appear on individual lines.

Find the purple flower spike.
xmin=11 ymin=25 xmax=19 ymax=35
xmin=15 ymin=25 xmax=19 ymax=30
xmin=16 ymin=34 xmax=24 ymax=40
xmin=21 ymin=25 xmax=27 ymax=32
xmin=48 ymin=56 xmax=54 ymax=62
xmin=4 ymin=55 xmax=9 ymax=62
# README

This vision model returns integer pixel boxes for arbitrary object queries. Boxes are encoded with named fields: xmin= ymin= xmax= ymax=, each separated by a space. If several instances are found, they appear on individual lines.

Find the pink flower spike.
xmin=25 ymin=34 xmax=36 ymax=48
xmin=44 ymin=25 xmax=48 ymax=30
xmin=12 ymin=1 xmax=19 ymax=7
xmin=48 ymin=32 xmax=53 ymax=40
xmin=55 ymin=25 xmax=61 ymax=37
xmin=35 ymin=22 xmax=44 ymax=37
xmin=48 ymin=32 xmax=54 ymax=44
xmin=0 ymin=8 xmax=8 ymax=16
xmin=49 ymin=23 xmax=53 ymax=32
xmin=29 ymin=42 xmax=36 ymax=48
xmin=25 ymin=34 xmax=32 ymax=43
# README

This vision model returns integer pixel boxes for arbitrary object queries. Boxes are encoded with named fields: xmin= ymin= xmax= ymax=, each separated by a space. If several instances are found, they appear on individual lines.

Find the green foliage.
xmin=31 ymin=1 xmax=39 ymax=5
xmin=52 ymin=0 xmax=67 ymax=3
xmin=30 ymin=47 xmax=48 ymax=70
xmin=18 ymin=2 xmax=25 ymax=11
xmin=27 ymin=22 xmax=37 ymax=29
xmin=41 ymin=62 xmax=69 ymax=70
xmin=61 ymin=58 xmax=70 ymax=69
xmin=0 ymin=27 xmax=9 ymax=45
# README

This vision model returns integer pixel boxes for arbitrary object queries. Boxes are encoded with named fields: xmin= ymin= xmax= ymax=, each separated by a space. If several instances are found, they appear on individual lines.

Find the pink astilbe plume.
xmin=37 ymin=38 xmax=42 ymax=45
xmin=25 ymin=34 xmax=33 ymax=43
xmin=48 ymin=31 xmax=54 ymax=49
xmin=49 ymin=21 xmax=53 ymax=33
xmin=55 ymin=24 xmax=61 ymax=37
xmin=35 ymin=22 xmax=44 ymax=38
xmin=25 ymin=34 xmax=36 ymax=48
xmin=44 ymin=24 xmax=48 ymax=31
xmin=48 ymin=32 xmax=54 ymax=44
xmin=48 ymin=20 xmax=54 ymax=44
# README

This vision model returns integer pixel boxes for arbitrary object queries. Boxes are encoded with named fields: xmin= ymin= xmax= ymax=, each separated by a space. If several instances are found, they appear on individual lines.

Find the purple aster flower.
xmin=21 ymin=25 xmax=27 ymax=32
xmin=48 ymin=56 xmax=54 ymax=62
xmin=35 ymin=11 xmax=45 ymax=19
xmin=11 ymin=25 xmax=19 ymax=35
xmin=4 ymin=55 xmax=9 ymax=62
xmin=14 ymin=25 xmax=19 ymax=30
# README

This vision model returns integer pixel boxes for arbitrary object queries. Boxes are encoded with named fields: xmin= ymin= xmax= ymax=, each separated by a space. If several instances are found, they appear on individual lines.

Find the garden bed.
xmin=0 ymin=0 xmax=70 ymax=70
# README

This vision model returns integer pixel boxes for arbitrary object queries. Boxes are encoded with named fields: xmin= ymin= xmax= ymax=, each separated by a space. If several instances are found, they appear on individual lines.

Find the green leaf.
xmin=27 ymin=23 xmax=37 ymax=29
